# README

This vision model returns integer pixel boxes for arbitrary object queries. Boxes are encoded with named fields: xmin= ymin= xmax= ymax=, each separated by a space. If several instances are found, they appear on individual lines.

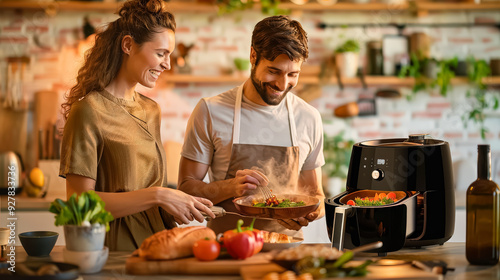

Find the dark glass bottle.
xmin=466 ymin=144 xmax=500 ymax=265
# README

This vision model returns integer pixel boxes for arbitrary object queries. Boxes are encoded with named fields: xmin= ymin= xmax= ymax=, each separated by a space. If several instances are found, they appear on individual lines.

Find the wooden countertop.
xmin=9 ymin=243 xmax=500 ymax=279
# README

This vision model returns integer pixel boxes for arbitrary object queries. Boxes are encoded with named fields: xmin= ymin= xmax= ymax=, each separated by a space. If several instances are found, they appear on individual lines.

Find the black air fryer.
xmin=325 ymin=134 xmax=455 ymax=255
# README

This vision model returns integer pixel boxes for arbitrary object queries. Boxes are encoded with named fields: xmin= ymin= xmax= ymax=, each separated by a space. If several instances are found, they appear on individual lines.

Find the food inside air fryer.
xmin=252 ymin=195 xmax=306 ymax=207
xmin=262 ymin=231 xmax=291 ymax=243
xmin=346 ymin=192 xmax=398 ymax=206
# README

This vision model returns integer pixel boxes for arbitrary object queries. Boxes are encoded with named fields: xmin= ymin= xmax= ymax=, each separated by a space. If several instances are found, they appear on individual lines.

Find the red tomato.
xmin=347 ymin=200 xmax=355 ymax=206
xmin=193 ymin=238 xmax=220 ymax=261
xmin=387 ymin=192 xmax=396 ymax=200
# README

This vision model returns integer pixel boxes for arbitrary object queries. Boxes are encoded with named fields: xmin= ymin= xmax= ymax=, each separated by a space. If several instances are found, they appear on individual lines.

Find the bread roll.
xmin=138 ymin=226 xmax=216 ymax=260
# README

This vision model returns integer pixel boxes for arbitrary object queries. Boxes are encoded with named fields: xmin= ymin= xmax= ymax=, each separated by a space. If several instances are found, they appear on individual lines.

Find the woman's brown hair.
xmin=62 ymin=0 xmax=176 ymax=119
xmin=251 ymin=15 xmax=308 ymax=66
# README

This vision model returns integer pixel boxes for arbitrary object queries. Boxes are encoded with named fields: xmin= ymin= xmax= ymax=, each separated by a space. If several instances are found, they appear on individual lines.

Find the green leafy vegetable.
xmin=353 ymin=197 xmax=395 ymax=206
xmin=49 ymin=190 xmax=114 ymax=231
xmin=252 ymin=199 xmax=306 ymax=208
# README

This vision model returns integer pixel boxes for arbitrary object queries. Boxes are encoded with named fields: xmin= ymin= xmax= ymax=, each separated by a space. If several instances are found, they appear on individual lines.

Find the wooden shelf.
xmin=164 ymin=74 xmax=500 ymax=86
xmin=413 ymin=1 xmax=500 ymax=17
xmin=278 ymin=2 xmax=409 ymax=11
xmin=0 ymin=1 xmax=218 ymax=13
xmin=4 ymin=1 xmax=498 ymax=15
xmin=416 ymin=1 xmax=500 ymax=12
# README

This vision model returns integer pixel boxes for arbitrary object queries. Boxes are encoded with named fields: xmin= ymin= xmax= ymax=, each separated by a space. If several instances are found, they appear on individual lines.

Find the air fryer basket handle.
xmin=331 ymin=205 xmax=350 ymax=251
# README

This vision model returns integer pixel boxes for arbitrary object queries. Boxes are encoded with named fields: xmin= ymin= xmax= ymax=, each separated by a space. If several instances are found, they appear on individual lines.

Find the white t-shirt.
xmin=182 ymin=85 xmax=325 ymax=183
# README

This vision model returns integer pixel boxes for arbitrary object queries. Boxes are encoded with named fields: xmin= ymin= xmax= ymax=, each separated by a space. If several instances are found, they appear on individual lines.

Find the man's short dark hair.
xmin=251 ymin=15 xmax=309 ymax=65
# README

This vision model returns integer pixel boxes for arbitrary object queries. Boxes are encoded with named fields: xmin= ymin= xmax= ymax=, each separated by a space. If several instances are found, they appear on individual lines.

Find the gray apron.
xmin=207 ymin=85 xmax=302 ymax=237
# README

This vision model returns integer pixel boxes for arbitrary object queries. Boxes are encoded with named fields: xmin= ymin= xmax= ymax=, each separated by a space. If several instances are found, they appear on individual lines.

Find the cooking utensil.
xmin=258 ymin=185 xmax=273 ymax=201
xmin=233 ymin=194 xmax=320 ymax=219
xmin=203 ymin=206 xmax=275 ymax=221
xmin=0 ymin=151 xmax=24 ymax=195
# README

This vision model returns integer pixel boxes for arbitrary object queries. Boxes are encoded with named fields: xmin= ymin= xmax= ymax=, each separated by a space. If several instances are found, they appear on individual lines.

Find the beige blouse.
xmin=59 ymin=89 xmax=176 ymax=251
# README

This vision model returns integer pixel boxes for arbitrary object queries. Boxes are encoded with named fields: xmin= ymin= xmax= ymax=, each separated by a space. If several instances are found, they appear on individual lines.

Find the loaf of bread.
xmin=138 ymin=226 xmax=216 ymax=260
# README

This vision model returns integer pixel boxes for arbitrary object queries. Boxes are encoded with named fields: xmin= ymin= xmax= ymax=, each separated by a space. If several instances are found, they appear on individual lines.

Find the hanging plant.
xmin=463 ymin=56 xmax=498 ymax=139
xmin=398 ymin=52 xmax=430 ymax=98
xmin=431 ymin=57 xmax=458 ymax=96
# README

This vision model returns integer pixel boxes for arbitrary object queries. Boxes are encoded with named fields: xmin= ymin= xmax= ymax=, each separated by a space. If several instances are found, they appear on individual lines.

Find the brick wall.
xmin=1 ymin=7 xmax=499 ymax=185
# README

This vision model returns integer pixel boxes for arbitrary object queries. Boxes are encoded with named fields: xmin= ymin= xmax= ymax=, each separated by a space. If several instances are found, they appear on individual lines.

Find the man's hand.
xmin=231 ymin=169 xmax=269 ymax=197
xmin=277 ymin=210 xmax=319 ymax=231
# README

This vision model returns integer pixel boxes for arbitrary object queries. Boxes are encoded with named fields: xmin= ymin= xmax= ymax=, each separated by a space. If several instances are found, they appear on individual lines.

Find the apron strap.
xmin=233 ymin=84 xmax=244 ymax=144
xmin=286 ymin=93 xmax=298 ymax=147
xmin=232 ymin=83 xmax=298 ymax=146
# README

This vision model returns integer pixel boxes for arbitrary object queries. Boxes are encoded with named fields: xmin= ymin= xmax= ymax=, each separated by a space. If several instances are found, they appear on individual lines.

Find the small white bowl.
xmin=63 ymin=246 xmax=109 ymax=274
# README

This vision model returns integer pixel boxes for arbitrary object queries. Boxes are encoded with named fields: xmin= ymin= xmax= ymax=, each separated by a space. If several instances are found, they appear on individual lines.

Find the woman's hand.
xmin=231 ymin=169 xmax=269 ymax=197
xmin=155 ymin=187 xmax=215 ymax=225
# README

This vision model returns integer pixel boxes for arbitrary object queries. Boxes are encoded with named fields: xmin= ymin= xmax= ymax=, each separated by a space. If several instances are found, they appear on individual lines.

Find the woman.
xmin=59 ymin=0 xmax=214 ymax=251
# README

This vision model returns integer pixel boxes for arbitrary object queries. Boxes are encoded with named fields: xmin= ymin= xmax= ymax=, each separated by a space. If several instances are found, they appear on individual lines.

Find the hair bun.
xmin=119 ymin=0 xmax=164 ymax=18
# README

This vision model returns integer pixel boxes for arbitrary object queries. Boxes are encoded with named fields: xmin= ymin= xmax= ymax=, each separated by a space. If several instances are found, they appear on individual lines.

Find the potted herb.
xmin=49 ymin=190 xmax=114 ymax=251
xmin=216 ymin=0 xmax=288 ymax=15
xmin=323 ymin=131 xmax=355 ymax=197
xmin=335 ymin=39 xmax=360 ymax=78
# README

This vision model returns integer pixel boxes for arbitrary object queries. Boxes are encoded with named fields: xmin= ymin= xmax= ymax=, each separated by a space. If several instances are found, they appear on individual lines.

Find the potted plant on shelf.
xmin=323 ymin=131 xmax=355 ymax=197
xmin=335 ymin=39 xmax=360 ymax=78
xmin=49 ymin=190 xmax=114 ymax=251
xmin=216 ymin=0 xmax=288 ymax=15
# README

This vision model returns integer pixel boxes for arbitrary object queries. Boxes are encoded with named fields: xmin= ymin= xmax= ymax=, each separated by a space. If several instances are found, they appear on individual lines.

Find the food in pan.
xmin=346 ymin=192 xmax=398 ymax=206
xmin=252 ymin=195 xmax=306 ymax=208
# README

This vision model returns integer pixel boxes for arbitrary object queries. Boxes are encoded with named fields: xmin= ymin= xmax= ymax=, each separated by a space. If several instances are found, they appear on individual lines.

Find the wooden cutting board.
xmin=126 ymin=252 xmax=273 ymax=275
xmin=240 ymin=261 xmax=440 ymax=280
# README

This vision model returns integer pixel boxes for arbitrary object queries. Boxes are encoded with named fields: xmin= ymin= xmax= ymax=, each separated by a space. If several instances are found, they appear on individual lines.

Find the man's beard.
xmin=250 ymin=67 xmax=292 ymax=106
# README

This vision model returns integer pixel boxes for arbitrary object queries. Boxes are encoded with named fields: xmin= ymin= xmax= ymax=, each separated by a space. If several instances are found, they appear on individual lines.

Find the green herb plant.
xmin=464 ymin=56 xmax=498 ymax=139
xmin=335 ymin=39 xmax=360 ymax=53
xmin=431 ymin=57 xmax=458 ymax=96
xmin=398 ymin=53 xmax=429 ymax=97
xmin=323 ymin=131 xmax=355 ymax=179
xmin=216 ymin=0 xmax=288 ymax=15
xmin=49 ymin=190 xmax=114 ymax=231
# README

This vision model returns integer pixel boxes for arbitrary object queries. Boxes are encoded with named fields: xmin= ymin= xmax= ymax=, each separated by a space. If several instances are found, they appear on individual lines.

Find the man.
xmin=178 ymin=15 xmax=325 ymax=237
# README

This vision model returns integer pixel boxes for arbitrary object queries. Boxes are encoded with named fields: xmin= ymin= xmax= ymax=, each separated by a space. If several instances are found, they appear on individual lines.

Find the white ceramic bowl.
xmin=63 ymin=246 xmax=108 ymax=274
xmin=262 ymin=237 xmax=304 ymax=252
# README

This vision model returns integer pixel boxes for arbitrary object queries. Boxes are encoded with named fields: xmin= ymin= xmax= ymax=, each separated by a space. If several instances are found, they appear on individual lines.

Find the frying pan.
xmin=339 ymin=190 xmax=408 ymax=205
xmin=233 ymin=194 xmax=320 ymax=219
